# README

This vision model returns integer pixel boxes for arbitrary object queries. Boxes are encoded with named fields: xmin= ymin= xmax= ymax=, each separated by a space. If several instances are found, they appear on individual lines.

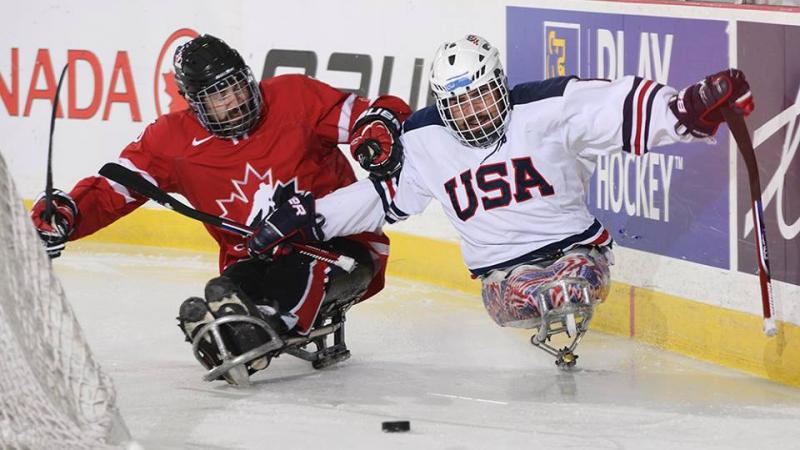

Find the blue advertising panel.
xmin=507 ymin=7 xmax=730 ymax=269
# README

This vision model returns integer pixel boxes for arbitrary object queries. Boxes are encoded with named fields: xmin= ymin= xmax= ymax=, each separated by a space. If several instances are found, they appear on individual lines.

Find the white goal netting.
xmin=0 ymin=151 xmax=131 ymax=449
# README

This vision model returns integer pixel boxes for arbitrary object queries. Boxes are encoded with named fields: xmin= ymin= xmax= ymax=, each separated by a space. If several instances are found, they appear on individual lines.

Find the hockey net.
xmin=0 ymin=151 xmax=130 ymax=449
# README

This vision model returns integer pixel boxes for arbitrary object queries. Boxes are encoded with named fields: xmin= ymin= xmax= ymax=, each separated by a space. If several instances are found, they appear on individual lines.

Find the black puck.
xmin=381 ymin=420 xmax=410 ymax=432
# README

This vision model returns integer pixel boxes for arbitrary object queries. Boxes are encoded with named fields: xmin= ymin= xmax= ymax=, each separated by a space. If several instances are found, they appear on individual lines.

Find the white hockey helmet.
xmin=429 ymin=35 xmax=511 ymax=149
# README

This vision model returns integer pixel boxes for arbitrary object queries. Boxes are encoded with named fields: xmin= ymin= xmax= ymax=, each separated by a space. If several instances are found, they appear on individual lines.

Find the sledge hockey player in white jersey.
xmin=248 ymin=34 xmax=754 ymax=368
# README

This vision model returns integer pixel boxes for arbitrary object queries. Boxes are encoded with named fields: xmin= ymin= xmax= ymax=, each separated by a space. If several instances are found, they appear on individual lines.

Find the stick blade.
xmin=763 ymin=318 xmax=778 ymax=337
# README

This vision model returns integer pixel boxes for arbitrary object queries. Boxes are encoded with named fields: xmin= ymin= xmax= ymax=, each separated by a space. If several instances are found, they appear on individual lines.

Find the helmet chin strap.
xmin=479 ymin=134 xmax=508 ymax=165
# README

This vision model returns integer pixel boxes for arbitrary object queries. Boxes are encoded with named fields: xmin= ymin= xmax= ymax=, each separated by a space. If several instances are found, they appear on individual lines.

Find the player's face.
xmin=188 ymin=68 xmax=264 ymax=139
xmin=446 ymin=84 xmax=502 ymax=137
xmin=203 ymin=84 xmax=252 ymax=122
xmin=437 ymin=77 xmax=510 ymax=148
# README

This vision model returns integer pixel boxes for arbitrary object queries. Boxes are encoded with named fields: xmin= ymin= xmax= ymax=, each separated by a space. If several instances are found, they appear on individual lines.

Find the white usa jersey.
xmin=318 ymin=75 xmax=693 ymax=275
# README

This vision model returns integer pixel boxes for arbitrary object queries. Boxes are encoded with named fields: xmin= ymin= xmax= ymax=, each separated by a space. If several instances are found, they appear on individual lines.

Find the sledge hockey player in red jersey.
xmin=247 ymin=34 xmax=754 ymax=368
xmin=30 ymin=34 xmax=410 ymax=383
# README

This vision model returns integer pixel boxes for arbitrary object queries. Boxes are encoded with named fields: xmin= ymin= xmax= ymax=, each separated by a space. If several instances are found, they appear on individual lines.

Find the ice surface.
xmin=53 ymin=244 xmax=800 ymax=450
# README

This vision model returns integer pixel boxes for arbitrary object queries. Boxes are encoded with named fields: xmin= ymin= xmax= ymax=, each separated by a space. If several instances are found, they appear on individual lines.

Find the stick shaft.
xmin=98 ymin=163 xmax=355 ymax=272
xmin=721 ymin=108 xmax=776 ymax=335
xmin=43 ymin=63 xmax=69 ymax=222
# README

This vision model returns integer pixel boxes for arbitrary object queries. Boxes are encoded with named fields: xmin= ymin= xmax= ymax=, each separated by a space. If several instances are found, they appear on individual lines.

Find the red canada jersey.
xmin=68 ymin=74 xmax=409 ymax=281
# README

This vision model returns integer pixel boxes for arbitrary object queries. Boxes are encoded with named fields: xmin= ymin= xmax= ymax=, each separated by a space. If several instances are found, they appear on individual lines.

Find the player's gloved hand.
xmin=670 ymin=68 xmax=754 ymax=138
xmin=349 ymin=107 xmax=404 ymax=179
xmin=247 ymin=193 xmax=323 ymax=260
xmin=30 ymin=189 xmax=78 ymax=258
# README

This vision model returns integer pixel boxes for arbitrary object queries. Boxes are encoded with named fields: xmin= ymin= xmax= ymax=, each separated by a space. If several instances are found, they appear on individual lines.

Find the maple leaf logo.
xmin=162 ymin=71 xmax=189 ymax=113
xmin=216 ymin=164 xmax=302 ymax=227
xmin=245 ymin=179 xmax=302 ymax=226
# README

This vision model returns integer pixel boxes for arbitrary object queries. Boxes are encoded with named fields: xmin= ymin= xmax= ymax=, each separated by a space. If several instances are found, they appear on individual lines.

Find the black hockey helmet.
xmin=173 ymin=34 xmax=264 ymax=139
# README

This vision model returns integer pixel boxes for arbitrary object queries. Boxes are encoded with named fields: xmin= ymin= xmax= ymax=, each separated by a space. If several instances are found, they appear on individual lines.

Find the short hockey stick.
xmin=98 ymin=162 xmax=356 ymax=272
xmin=721 ymin=107 xmax=777 ymax=337
xmin=43 ymin=63 xmax=69 ymax=222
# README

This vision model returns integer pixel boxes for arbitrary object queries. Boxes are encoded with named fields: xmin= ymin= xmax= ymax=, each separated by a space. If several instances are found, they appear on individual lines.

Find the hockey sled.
xmin=191 ymin=296 xmax=357 ymax=386
xmin=528 ymin=277 xmax=596 ymax=369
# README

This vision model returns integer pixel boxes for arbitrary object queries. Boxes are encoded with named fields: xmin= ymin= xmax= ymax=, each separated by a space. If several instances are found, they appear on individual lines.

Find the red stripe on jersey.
xmin=634 ymin=80 xmax=653 ymax=156
xmin=590 ymin=229 xmax=611 ymax=246
xmin=292 ymin=260 xmax=330 ymax=333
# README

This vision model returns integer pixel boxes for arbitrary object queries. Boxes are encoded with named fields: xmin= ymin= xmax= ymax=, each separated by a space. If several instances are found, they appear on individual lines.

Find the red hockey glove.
xmin=30 ymin=189 xmax=78 ymax=258
xmin=247 ymin=193 xmax=323 ymax=260
xmin=350 ymin=107 xmax=404 ymax=180
xmin=670 ymin=68 xmax=754 ymax=138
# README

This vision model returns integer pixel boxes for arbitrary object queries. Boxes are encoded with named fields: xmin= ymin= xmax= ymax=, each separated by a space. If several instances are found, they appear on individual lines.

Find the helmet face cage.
xmin=436 ymin=74 xmax=510 ymax=149
xmin=184 ymin=67 xmax=263 ymax=139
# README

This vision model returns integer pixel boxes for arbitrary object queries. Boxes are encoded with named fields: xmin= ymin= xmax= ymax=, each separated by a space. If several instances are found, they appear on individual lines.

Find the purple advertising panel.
xmin=737 ymin=22 xmax=800 ymax=286
xmin=507 ymin=7 xmax=730 ymax=269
